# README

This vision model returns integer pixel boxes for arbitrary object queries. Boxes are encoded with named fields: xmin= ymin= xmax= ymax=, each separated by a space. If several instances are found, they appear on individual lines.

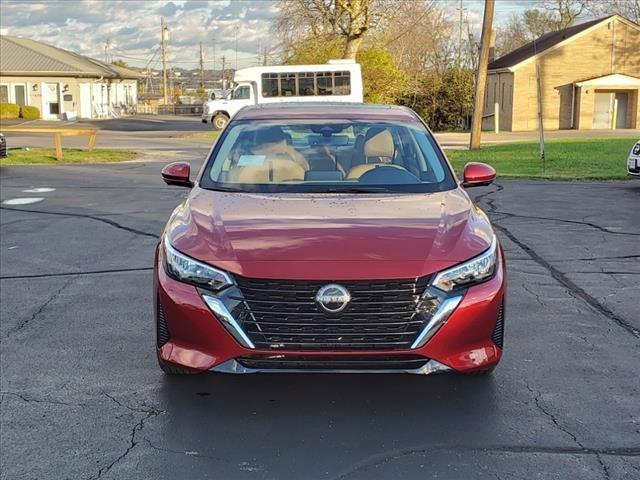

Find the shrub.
xmin=0 ymin=103 xmax=20 ymax=119
xmin=20 ymin=105 xmax=41 ymax=120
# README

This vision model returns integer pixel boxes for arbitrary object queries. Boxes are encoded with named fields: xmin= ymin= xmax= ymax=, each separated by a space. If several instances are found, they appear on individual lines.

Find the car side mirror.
xmin=462 ymin=162 xmax=496 ymax=188
xmin=161 ymin=162 xmax=193 ymax=188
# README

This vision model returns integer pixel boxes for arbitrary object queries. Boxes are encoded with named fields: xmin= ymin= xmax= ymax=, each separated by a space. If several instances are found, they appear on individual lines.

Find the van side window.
xmin=262 ymin=73 xmax=278 ymax=97
xmin=316 ymin=72 xmax=333 ymax=95
xmin=260 ymin=71 xmax=351 ymax=97
xmin=334 ymin=71 xmax=351 ymax=95
xmin=298 ymin=72 xmax=315 ymax=96
xmin=280 ymin=73 xmax=297 ymax=96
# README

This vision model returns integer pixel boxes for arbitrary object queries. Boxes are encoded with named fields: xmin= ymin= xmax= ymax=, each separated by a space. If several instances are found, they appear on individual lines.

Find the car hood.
xmin=166 ymin=187 xmax=494 ymax=280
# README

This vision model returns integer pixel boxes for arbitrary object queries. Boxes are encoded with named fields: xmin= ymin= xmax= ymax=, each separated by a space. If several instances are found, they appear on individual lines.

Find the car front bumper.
xmin=154 ymin=245 xmax=506 ymax=374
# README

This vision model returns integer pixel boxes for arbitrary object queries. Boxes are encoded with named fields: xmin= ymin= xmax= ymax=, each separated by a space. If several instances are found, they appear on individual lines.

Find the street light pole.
xmin=161 ymin=17 xmax=169 ymax=105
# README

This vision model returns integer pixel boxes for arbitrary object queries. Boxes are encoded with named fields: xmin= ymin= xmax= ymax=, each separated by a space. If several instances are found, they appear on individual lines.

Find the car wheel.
xmin=213 ymin=113 xmax=229 ymax=130
xmin=157 ymin=352 xmax=200 ymax=375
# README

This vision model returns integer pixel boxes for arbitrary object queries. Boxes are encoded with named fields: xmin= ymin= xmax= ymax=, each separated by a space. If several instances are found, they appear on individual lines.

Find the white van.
xmin=202 ymin=60 xmax=363 ymax=130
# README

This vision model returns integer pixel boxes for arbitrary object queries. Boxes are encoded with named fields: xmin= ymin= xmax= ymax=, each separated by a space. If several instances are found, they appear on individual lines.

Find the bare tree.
xmin=589 ymin=0 xmax=640 ymax=23
xmin=274 ymin=0 xmax=376 ymax=59
xmin=495 ymin=0 xmax=590 ymax=57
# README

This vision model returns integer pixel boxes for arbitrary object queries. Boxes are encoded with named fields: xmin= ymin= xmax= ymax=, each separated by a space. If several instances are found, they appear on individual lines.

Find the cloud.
xmin=0 ymin=0 xmax=279 ymax=68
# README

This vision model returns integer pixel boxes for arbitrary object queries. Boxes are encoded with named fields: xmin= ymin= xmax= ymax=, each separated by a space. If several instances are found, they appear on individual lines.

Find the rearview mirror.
xmin=161 ymin=162 xmax=193 ymax=188
xmin=462 ymin=162 xmax=496 ymax=188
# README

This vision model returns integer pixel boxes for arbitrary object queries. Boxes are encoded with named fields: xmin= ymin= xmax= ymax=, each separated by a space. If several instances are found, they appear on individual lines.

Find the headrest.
xmin=254 ymin=126 xmax=286 ymax=146
xmin=364 ymin=129 xmax=394 ymax=158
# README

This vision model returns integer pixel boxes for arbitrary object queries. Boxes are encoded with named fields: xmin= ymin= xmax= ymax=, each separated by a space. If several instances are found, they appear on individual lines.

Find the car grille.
xmin=237 ymin=355 xmax=430 ymax=370
xmin=156 ymin=298 xmax=170 ymax=348
xmin=232 ymin=276 xmax=430 ymax=351
xmin=491 ymin=300 xmax=504 ymax=348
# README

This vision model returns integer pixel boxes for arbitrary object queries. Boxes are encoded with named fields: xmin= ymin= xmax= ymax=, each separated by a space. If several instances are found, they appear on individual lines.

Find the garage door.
xmin=593 ymin=92 xmax=612 ymax=129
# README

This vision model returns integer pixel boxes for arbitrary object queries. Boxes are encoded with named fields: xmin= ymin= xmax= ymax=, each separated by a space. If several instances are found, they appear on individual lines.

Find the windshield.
xmin=201 ymin=119 xmax=456 ymax=193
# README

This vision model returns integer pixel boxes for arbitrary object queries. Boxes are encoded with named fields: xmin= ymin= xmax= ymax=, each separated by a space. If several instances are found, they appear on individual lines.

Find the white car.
xmin=628 ymin=140 xmax=640 ymax=177
xmin=202 ymin=60 xmax=363 ymax=130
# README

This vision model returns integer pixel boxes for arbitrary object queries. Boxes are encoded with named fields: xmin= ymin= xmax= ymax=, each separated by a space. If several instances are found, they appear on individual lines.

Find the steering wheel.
xmin=358 ymin=165 xmax=421 ymax=184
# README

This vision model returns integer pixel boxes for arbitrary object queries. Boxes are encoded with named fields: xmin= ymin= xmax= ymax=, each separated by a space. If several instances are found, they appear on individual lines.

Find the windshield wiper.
xmin=319 ymin=186 xmax=395 ymax=193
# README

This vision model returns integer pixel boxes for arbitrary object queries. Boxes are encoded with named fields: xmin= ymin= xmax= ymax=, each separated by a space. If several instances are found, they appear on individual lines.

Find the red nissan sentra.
xmin=155 ymin=103 xmax=505 ymax=375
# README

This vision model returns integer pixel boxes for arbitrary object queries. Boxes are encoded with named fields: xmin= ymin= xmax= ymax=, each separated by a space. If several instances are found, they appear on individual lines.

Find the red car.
xmin=155 ymin=103 xmax=505 ymax=375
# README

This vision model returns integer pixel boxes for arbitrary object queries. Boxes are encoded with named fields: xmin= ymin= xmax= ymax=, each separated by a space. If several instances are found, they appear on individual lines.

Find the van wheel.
xmin=212 ymin=113 xmax=229 ymax=130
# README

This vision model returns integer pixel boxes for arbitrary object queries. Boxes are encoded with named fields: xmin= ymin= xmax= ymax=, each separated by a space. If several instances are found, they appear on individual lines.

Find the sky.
xmin=0 ymin=0 xmax=553 ymax=70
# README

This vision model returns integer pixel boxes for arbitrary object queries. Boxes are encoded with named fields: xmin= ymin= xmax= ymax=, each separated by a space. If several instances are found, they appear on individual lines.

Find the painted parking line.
xmin=2 ymin=197 xmax=45 ymax=205
xmin=22 ymin=187 xmax=56 ymax=193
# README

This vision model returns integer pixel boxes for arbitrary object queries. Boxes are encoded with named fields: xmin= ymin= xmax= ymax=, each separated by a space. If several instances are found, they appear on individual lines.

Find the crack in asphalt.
xmin=0 ymin=267 xmax=153 ymax=280
xmin=331 ymin=444 xmax=637 ymax=480
xmin=0 ymin=206 xmax=160 ymax=239
xmin=4 ymin=278 xmax=73 ymax=339
xmin=87 ymin=396 xmax=165 ymax=480
xmin=524 ymin=382 xmax=611 ymax=479
xmin=491 ymin=210 xmax=640 ymax=237
xmin=476 ymin=185 xmax=640 ymax=339
xmin=521 ymin=282 xmax=546 ymax=307
xmin=0 ymin=391 xmax=86 ymax=408
xmin=554 ymin=254 xmax=640 ymax=262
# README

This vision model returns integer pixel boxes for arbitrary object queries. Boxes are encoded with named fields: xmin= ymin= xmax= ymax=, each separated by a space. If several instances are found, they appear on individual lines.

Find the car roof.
xmin=233 ymin=103 xmax=420 ymax=122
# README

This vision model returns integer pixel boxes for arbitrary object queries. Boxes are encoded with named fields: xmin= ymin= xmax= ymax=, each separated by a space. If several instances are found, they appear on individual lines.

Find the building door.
xmin=615 ymin=92 xmax=629 ymax=129
xmin=593 ymin=92 xmax=613 ymax=129
xmin=43 ymin=83 xmax=61 ymax=119
xmin=79 ymin=83 xmax=92 ymax=118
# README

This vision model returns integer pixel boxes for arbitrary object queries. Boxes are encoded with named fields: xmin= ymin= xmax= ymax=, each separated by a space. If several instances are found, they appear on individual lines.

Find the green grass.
xmin=182 ymin=131 xmax=220 ymax=141
xmin=445 ymin=138 xmax=638 ymax=180
xmin=0 ymin=148 xmax=139 ymax=166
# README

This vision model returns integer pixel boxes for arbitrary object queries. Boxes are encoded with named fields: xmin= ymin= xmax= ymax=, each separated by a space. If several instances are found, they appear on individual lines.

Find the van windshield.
xmin=201 ymin=120 xmax=456 ymax=193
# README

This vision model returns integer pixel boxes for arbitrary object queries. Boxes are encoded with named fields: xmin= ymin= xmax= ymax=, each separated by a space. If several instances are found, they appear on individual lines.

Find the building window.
xmin=13 ymin=84 xmax=26 ymax=106
xmin=0 ymin=85 xmax=8 ymax=103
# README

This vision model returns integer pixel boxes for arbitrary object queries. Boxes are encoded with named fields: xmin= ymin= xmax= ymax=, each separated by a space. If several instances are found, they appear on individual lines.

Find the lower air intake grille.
xmin=156 ymin=298 xmax=170 ymax=348
xmin=237 ymin=355 xmax=430 ymax=370
xmin=491 ymin=300 xmax=504 ymax=348
xmin=233 ymin=276 xmax=430 ymax=351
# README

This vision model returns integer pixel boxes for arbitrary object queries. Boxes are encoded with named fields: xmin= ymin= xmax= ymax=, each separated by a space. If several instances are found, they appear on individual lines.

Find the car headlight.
xmin=162 ymin=236 xmax=232 ymax=291
xmin=431 ymin=236 xmax=498 ymax=292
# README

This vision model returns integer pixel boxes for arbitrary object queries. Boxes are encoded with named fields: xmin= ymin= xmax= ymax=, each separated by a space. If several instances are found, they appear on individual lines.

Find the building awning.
xmin=575 ymin=73 xmax=640 ymax=89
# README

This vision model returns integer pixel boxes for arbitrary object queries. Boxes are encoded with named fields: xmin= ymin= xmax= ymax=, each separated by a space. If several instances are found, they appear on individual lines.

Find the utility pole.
xmin=104 ymin=39 xmax=111 ymax=63
xmin=234 ymin=24 xmax=239 ymax=71
xmin=161 ymin=17 xmax=169 ymax=105
xmin=469 ymin=0 xmax=495 ymax=150
xmin=212 ymin=38 xmax=216 ymax=87
xmin=457 ymin=0 xmax=464 ymax=68
xmin=536 ymin=63 xmax=546 ymax=172
xmin=221 ymin=55 xmax=226 ymax=89
xmin=199 ymin=41 xmax=205 ymax=92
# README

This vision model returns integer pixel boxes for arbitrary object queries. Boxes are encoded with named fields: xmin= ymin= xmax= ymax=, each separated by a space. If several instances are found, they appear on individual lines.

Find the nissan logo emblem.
xmin=315 ymin=284 xmax=351 ymax=313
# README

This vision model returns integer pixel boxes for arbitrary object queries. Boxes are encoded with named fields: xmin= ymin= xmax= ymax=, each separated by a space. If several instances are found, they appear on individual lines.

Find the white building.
xmin=0 ymin=36 xmax=142 ymax=120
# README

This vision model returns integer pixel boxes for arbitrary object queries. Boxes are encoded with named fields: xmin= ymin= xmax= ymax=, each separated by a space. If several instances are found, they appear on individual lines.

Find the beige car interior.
xmin=226 ymin=125 xmax=407 ymax=183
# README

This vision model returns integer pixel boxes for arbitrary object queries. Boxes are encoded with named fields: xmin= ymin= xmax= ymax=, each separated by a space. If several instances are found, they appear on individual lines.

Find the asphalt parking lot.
xmin=1 ymin=154 xmax=639 ymax=479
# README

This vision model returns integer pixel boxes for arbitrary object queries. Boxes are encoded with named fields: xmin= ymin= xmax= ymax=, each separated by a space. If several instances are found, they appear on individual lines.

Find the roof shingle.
xmin=0 ymin=36 xmax=142 ymax=79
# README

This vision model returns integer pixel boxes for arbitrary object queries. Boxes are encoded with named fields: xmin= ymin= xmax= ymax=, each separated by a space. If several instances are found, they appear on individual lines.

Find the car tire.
xmin=212 ymin=113 xmax=229 ymax=131
xmin=157 ymin=352 xmax=200 ymax=375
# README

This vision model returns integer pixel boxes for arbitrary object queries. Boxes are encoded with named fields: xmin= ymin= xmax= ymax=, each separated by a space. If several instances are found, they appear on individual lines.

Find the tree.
xmin=589 ymin=0 xmax=640 ymax=24
xmin=495 ymin=0 xmax=589 ymax=57
xmin=111 ymin=59 xmax=129 ymax=68
xmin=275 ymin=0 xmax=376 ymax=59
xmin=285 ymin=35 xmax=406 ymax=103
